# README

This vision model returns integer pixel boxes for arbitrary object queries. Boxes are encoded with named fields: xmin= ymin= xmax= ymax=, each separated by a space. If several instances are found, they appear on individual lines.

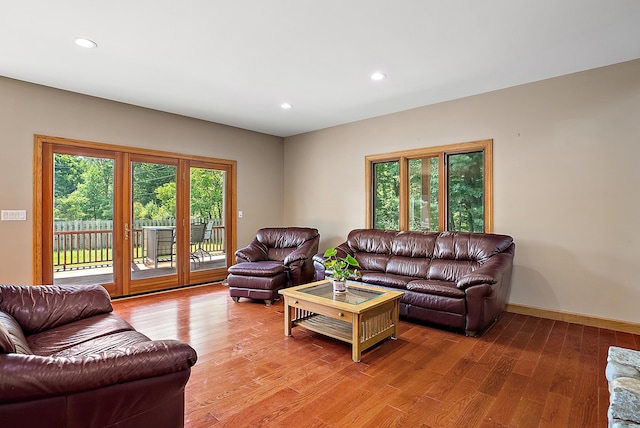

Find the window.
xmin=366 ymin=139 xmax=493 ymax=233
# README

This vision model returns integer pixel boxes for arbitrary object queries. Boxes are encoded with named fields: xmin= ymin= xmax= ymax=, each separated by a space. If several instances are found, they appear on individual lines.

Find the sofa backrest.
xmin=256 ymin=227 xmax=319 ymax=261
xmin=386 ymin=231 xmax=438 ymax=278
xmin=0 ymin=284 xmax=113 ymax=335
xmin=433 ymin=231 xmax=514 ymax=262
xmin=347 ymin=229 xmax=395 ymax=271
xmin=429 ymin=231 xmax=514 ymax=282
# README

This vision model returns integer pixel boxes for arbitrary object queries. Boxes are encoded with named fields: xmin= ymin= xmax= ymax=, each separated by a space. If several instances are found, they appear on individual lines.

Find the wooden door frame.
xmin=33 ymin=134 xmax=237 ymax=296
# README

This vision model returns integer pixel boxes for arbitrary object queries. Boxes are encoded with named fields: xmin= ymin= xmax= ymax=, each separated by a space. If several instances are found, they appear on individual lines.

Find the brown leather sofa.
xmin=0 ymin=283 xmax=197 ymax=428
xmin=227 ymin=227 xmax=320 ymax=305
xmin=313 ymin=229 xmax=515 ymax=336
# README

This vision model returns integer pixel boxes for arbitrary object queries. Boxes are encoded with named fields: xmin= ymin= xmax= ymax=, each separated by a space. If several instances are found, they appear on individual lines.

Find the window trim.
xmin=365 ymin=139 xmax=493 ymax=233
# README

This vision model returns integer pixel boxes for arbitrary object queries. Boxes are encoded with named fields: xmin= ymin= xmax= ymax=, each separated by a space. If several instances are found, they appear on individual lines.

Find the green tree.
xmin=55 ymin=157 xmax=113 ymax=220
xmin=54 ymin=154 xmax=84 ymax=199
xmin=155 ymin=182 xmax=177 ymax=218
xmin=131 ymin=162 xmax=176 ymax=221
xmin=190 ymin=168 xmax=224 ymax=221
xmin=132 ymin=162 xmax=176 ymax=207
xmin=373 ymin=161 xmax=400 ymax=230
xmin=447 ymin=152 xmax=484 ymax=232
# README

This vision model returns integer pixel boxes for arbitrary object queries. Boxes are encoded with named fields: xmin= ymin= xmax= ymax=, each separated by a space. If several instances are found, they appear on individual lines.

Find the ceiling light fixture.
xmin=281 ymin=103 xmax=292 ymax=110
xmin=74 ymin=37 xmax=98 ymax=49
xmin=371 ymin=72 xmax=386 ymax=81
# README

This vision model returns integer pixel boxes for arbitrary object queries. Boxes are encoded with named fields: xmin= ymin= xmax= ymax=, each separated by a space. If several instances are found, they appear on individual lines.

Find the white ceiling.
xmin=1 ymin=1 xmax=639 ymax=137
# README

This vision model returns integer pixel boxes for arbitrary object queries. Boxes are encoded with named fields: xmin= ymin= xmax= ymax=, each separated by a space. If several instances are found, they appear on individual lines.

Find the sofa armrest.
xmin=0 ymin=284 xmax=113 ymax=335
xmin=0 ymin=339 xmax=197 ymax=403
xmin=456 ymin=253 xmax=512 ymax=290
xmin=284 ymin=238 xmax=319 ymax=266
xmin=312 ymin=242 xmax=351 ymax=280
xmin=235 ymin=238 xmax=268 ymax=263
xmin=334 ymin=242 xmax=352 ymax=258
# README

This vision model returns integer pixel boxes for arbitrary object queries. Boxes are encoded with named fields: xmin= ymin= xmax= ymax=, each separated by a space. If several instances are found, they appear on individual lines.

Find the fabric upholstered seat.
xmin=227 ymin=227 xmax=319 ymax=305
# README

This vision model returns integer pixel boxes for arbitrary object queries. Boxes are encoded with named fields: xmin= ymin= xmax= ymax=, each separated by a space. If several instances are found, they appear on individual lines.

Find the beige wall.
xmin=2 ymin=58 xmax=639 ymax=325
xmin=284 ymin=59 xmax=640 ymax=325
xmin=0 ymin=77 xmax=284 ymax=284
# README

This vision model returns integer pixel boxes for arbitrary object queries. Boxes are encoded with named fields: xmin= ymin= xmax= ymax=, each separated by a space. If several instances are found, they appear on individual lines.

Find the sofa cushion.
xmin=428 ymin=259 xmax=480 ymax=282
xmin=347 ymin=228 xmax=396 ymax=254
xmin=267 ymin=247 xmax=297 ymax=262
xmin=402 ymin=289 xmax=466 ymax=315
xmin=50 ymin=330 xmax=152 ymax=358
xmin=0 ymin=312 xmax=32 ymax=354
xmin=227 ymin=261 xmax=286 ymax=277
xmin=392 ymin=231 xmax=438 ymax=257
xmin=434 ymin=231 xmax=513 ymax=263
xmin=27 ymin=313 xmax=135 ymax=356
xmin=257 ymin=227 xmax=319 ymax=248
xmin=386 ymin=255 xmax=430 ymax=278
xmin=406 ymin=280 xmax=465 ymax=298
xmin=356 ymin=253 xmax=391 ymax=272
xmin=360 ymin=272 xmax=412 ymax=289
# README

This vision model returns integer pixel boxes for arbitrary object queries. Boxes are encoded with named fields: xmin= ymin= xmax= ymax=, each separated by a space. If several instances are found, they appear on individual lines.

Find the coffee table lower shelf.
xmin=291 ymin=309 xmax=398 ymax=362
xmin=295 ymin=314 xmax=352 ymax=343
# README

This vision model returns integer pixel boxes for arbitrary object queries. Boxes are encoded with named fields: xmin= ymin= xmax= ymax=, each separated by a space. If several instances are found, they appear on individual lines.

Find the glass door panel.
xmin=53 ymin=154 xmax=115 ymax=285
xmin=130 ymin=161 xmax=177 ymax=280
xmin=189 ymin=167 xmax=227 ymax=273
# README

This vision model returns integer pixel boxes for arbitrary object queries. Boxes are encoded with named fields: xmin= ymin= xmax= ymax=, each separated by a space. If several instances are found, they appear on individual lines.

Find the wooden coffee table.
xmin=278 ymin=280 xmax=403 ymax=362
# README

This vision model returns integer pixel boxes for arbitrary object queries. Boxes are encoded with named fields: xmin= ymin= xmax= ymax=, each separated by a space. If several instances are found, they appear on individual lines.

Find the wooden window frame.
xmin=365 ymin=139 xmax=493 ymax=233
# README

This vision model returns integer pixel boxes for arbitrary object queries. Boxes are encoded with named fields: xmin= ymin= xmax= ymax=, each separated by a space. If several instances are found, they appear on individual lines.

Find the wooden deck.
xmin=54 ymin=257 xmax=227 ymax=286
xmin=111 ymin=284 xmax=639 ymax=427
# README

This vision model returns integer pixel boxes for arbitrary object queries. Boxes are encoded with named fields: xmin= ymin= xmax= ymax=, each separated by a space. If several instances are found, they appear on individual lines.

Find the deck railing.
xmin=53 ymin=225 xmax=225 ymax=272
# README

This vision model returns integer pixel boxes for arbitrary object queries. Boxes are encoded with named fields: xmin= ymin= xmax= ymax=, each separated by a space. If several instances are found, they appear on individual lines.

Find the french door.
xmin=35 ymin=135 xmax=236 ymax=297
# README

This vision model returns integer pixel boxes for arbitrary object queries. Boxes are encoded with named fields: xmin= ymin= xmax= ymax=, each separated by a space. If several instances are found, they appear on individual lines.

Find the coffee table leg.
xmin=392 ymin=299 xmax=400 ymax=339
xmin=352 ymin=314 xmax=362 ymax=362
xmin=284 ymin=298 xmax=292 ymax=337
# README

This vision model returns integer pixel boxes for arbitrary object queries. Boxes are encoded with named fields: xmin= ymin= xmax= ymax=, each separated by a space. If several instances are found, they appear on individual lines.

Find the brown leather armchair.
xmin=0 ymin=284 xmax=197 ymax=428
xmin=227 ymin=227 xmax=320 ymax=305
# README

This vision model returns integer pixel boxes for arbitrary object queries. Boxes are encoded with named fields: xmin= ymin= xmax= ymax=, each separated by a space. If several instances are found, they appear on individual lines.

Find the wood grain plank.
xmin=539 ymin=392 xmax=571 ymax=428
xmin=483 ymin=372 xmax=529 ymax=426
xmin=109 ymin=284 xmax=640 ymax=427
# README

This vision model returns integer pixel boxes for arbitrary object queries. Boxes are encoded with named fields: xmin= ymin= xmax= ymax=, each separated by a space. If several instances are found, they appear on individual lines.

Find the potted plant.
xmin=322 ymin=247 xmax=361 ymax=293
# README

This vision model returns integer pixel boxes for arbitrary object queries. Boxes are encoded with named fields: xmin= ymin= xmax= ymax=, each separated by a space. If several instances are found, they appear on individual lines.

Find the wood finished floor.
xmin=111 ymin=283 xmax=639 ymax=428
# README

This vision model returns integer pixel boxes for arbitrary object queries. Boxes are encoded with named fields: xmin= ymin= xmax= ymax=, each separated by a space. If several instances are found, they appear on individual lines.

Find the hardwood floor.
xmin=111 ymin=283 xmax=639 ymax=427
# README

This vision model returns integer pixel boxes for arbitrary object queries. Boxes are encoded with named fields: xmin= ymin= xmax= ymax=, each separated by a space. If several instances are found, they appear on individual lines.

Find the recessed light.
xmin=281 ymin=103 xmax=292 ymax=110
xmin=371 ymin=72 xmax=386 ymax=81
xmin=75 ymin=38 xmax=98 ymax=49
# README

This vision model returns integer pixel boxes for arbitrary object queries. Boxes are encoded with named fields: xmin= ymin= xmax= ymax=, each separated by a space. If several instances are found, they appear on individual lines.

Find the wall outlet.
xmin=1 ymin=210 xmax=27 ymax=221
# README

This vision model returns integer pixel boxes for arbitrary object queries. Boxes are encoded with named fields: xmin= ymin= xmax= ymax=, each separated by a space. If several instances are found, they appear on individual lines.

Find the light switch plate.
xmin=1 ymin=210 xmax=27 ymax=221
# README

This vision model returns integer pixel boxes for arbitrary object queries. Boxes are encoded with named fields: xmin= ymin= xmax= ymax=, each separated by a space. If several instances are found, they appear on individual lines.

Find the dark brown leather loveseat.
xmin=313 ymin=229 xmax=515 ymax=336
xmin=0 ymin=283 xmax=197 ymax=428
